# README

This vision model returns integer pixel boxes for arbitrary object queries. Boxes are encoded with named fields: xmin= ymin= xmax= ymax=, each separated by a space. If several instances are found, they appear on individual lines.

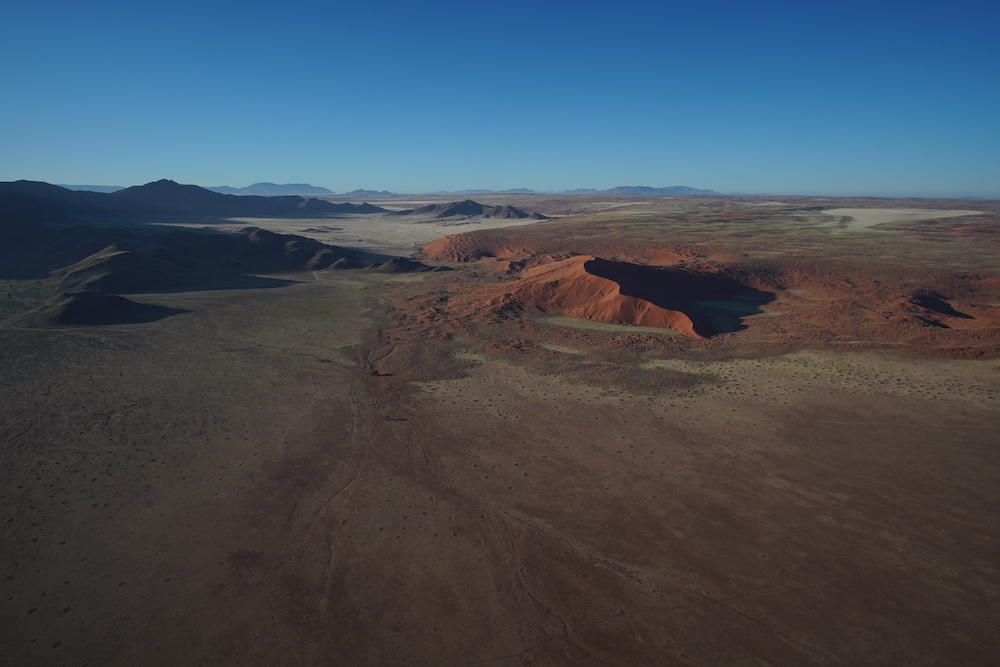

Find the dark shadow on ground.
xmin=9 ymin=291 xmax=191 ymax=327
xmin=912 ymin=292 xmax=973 ymax=319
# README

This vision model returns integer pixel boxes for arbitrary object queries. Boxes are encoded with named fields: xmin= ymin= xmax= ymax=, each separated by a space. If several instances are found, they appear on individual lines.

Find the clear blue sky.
xmin=2 ymin=0 xmax=997 ymax=197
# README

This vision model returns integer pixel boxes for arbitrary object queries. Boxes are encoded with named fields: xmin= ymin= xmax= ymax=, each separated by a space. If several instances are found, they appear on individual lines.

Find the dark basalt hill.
xmin=2 ymin=221 xmax=364 ymax=294
xmin=402 ymin=199 xmax=548 ymax=220
xmin=134 ymin=227 xmax=359 ymax=273
xmin=0 ymin=181 xmax=119 ymax=223
xmin=0 ymin=179 xmax=387 ymax=225
xmin=0 ymin=224 xmax=147 ymax=279
xmin=110 ymin=180 xmax=387 ymax=217
xmin=48 ymin=227 xmax=361 ymax=293
xmin=43 ymin=244 xmax=186 ymax=294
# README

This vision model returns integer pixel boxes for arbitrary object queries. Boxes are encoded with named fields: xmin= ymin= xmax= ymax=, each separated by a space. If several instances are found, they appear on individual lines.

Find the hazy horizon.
xmin=46 ymin=179 xmax=1000 ymax=200
xmin=2 ymin=1 xmax=997 ymax=199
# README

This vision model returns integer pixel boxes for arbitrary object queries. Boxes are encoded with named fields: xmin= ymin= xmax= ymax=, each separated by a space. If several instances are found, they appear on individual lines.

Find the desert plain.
xmin=2 ymin=190 xmax=1000 ymax=665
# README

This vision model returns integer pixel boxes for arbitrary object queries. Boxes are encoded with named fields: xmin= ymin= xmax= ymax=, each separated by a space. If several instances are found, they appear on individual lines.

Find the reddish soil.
xmin=4 ymin=196 xmax=1000 ymax=666
xmin=416 ymin=214 xmax=1000 ymax=359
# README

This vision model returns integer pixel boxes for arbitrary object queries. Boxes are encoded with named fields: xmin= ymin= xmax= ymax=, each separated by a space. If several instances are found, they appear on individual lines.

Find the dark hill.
xmin=112 ymin=180 xmax=388 ymax=217
xmin=0 ymin=181 xmax=122 ymax=223
xmin=1 ymin=219 xmax=363 ymax=293
xmin=0 ymin=180 xmax=388 ymax=225
xmin=360 ymin=257 xmax=436 ymax=274
xmin=324 ymin=201 xmax=387 ymax=214
xmin=0 ymin=224 xmax=145 ymax=279
xmin=43 ymin=245 xmax=185 ymax=293
xmin=134 ymin=227 xmax=359 ymax=273
xmin=11 ymin=291 xmax=188 ymax=326
xmin=404 ymin=200 xmax=547 ymax=220
xmin=113 ymin=180 xmax=226 ymax=214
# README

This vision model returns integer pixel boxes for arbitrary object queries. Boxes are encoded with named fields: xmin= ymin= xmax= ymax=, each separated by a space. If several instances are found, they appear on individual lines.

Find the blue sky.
xmin=2 ymin=0 xmax=997 ymax=197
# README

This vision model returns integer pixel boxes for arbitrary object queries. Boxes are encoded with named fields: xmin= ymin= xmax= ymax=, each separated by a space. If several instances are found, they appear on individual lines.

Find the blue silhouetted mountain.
xmin=341 ymin=189 xmax=397 ymax=197
xmin=600 ymin=186 xmax=716 ymax=195
xmin=401 ymin=199 xmax=548 ymax=220
xmin=444 ymin=188 xmax=538 ymax=195
xmin=206 ymin=182 xmax=335 ymax=196
xmin=556 ymin=186 xmax=714 ymax=195
xmin=56 ymin=184 xmax=124 ymax=193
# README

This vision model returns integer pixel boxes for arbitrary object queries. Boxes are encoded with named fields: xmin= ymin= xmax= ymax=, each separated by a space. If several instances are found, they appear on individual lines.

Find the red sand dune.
xmin=483 ymin=256 xmax=704 ymax=338
xmin=420 ymin=234 xmax=539 ymax=266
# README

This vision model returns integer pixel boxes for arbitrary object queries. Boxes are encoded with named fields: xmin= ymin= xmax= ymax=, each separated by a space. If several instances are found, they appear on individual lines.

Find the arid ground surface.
xmin=3 ymin=195 xmax=1000 ymax=665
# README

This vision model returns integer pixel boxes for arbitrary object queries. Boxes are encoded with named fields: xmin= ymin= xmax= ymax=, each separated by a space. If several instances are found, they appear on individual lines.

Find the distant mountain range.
xmin=342 ymin=189 xmax=397 ymax=197
xmin=0 ymin=180 xmax=386 ymax=224
xmin=429 ymin=188 xmax=539 ymax=195
xmin=207 ymin=182 xmax=334 ymax=196
xmin=590 ymin=185 xmax=716 ymax=195
xmin=400 ymin=199 xmax=548 ymax=220
xmin=53 ymin=182 xmax=716 ymax=197
xmin=185 ymin=184 xmax=717 ymax=196
xmin=428 ymin=185 xmax=716 ymax=196
xmin=347 ymin=184 xmax=717 ymax=196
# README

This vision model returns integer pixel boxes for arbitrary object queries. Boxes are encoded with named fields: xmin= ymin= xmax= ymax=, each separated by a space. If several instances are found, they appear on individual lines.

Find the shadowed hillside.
xmin=0 ymin=179 xmax=387 ymax=225
xmin=1 ymin=223 xmax=362 ymax=286
xmin=11 ymin=291 xmax=189 ymax=326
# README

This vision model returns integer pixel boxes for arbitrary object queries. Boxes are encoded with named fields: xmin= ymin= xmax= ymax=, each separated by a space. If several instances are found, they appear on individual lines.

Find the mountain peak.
xmin=207 ymin=183 xmax=334 ymax=196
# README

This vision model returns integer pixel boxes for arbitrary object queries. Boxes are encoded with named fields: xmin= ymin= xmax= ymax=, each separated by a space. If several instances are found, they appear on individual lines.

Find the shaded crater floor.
xmin=582 ymin=257 xmax=775 ymax=336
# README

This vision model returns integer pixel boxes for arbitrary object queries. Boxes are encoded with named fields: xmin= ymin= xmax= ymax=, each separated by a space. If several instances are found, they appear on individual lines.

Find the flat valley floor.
xmin=3 ymin=196 xmax=1000 ymax=665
